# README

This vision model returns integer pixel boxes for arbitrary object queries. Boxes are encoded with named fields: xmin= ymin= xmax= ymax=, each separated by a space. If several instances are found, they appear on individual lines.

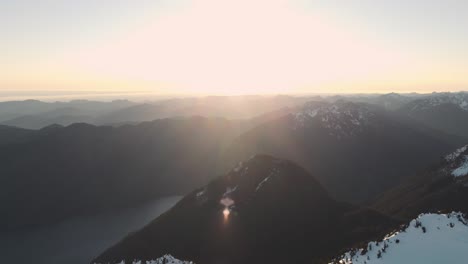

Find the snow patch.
xmin=293 ymin=101 xmax=374 ymax=138
xmin=196 ymin=189 xmax=205 ymax=198
xmin=445 ymin=145 xmax=468 ymax=162
xmin=461 ymin=100 xmax=468 ymax=108
xmin=233 ymin=161 xmax=243 ymax=172
xmin=96 ymin=254 xmax=193 ymax=264
xmin=224 ymin=186 xmax=238 ymax=196
xmin=333 ymin=212 xmax=468 ymax=264
xmin=255 ymin=168 xmax=280 ymax=192
xmin=411 ymin=93 xmax=468 ymax=112
xmin=255 ymin=176 xmax=271 ymax=192
xmin=452 ymin=156 xmax=468 ymax=177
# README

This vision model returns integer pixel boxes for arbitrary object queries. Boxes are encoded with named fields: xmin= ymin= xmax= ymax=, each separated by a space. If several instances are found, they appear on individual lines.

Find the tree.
xmin=415 ymin=220 xmax=422 ymax=228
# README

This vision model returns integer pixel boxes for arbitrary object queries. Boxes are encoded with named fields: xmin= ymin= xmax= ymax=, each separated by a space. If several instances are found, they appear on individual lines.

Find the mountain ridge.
xmin=223 ymin=100 xmax=461 ymax=203
xmin=94 ymin=155 xmax=399 ymax=264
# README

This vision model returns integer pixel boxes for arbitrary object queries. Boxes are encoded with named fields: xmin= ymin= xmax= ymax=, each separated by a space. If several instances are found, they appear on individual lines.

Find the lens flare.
xmin=223 ymin=208 xmax=230 ymax=219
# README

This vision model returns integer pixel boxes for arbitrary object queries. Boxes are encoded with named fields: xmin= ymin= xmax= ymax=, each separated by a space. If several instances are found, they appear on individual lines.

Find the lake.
xmin=0 ymin=196 xmax=182 ymax=264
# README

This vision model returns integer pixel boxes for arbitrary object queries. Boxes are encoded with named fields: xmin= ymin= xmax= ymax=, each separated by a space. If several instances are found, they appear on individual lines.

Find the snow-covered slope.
xmin=409 ymin=92 xmax=468 ymax=112
xmin=97 ymin=254 xmax=193 ymax=264
xmin=333 ymin=212 xmax=468 ymax=264
xmin=452 ymin=157 xmax=468 ymax=177
xmin=443 ymin=145 xmax=468 ymax=178
xmin=293 ymin=100 xmax=375 ymax=137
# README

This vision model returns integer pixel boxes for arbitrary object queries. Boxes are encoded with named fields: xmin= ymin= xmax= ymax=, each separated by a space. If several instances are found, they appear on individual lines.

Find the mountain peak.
xmin=101 ymin=255 xmax=193 ymax=264
xmin=197 ymin=154 xmax=330 ymax=212
xmin=410 ymin=92 xmax=468 ymax=112
xmin=382 ymin=92 xmax=402 ymax=99
xmin=94 ymin=155 xmax=396 ymax=264
xmin=293 ymin=100 xmax=376 ymax=137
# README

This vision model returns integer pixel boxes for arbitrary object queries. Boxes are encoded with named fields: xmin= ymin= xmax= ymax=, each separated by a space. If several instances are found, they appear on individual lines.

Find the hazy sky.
xmin=2 ymin=0 xmax=468 ymax=96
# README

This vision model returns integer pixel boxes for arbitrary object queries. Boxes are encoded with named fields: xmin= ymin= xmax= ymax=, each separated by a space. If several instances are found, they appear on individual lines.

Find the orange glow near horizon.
xmin=2 ymin=0 xmax=468 ymax=96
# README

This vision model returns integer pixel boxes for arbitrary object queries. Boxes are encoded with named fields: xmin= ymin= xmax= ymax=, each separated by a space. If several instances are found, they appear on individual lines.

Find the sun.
xmin=52 ymin=0 xmax=413 ymax=95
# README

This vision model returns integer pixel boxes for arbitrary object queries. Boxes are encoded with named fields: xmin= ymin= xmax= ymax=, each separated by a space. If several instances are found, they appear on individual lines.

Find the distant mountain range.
xmin=2 ymin=93 xmax=468 ymax=263
xmin=3 ymin=92 xmax=468 ymax=141
xmin=223 ymin=100 xmax=463 ymax=203
xmin=2 ymin=96 xmax=467 ymax=233
xmin=0 ymin=96 xmax=310 ymax=129
xmin=397 ymin=92 xmax=468 ymax=137
xmin=2 ymin=93 xmax=468 ymax=141
xmin=0 ymin=117 xmax=246 ymax=232
xmin=0 ymin=99 xmax=135 ymax=128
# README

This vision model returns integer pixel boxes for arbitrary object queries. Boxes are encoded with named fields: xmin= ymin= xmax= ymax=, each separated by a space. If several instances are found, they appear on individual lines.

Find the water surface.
xmin=0 ymin=196 xmax=182 ymax=264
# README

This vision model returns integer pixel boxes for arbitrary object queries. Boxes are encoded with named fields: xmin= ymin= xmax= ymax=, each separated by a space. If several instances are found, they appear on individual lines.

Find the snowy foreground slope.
xmin=333 ymin=212 xmax=468 ymax=264
xmin=96 ymin=254 xmax=193 ymax=264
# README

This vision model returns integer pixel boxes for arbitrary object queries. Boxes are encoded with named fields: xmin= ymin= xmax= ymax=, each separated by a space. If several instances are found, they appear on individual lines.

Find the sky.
xmin=1 ymin=0 xmax=468 ymax=97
